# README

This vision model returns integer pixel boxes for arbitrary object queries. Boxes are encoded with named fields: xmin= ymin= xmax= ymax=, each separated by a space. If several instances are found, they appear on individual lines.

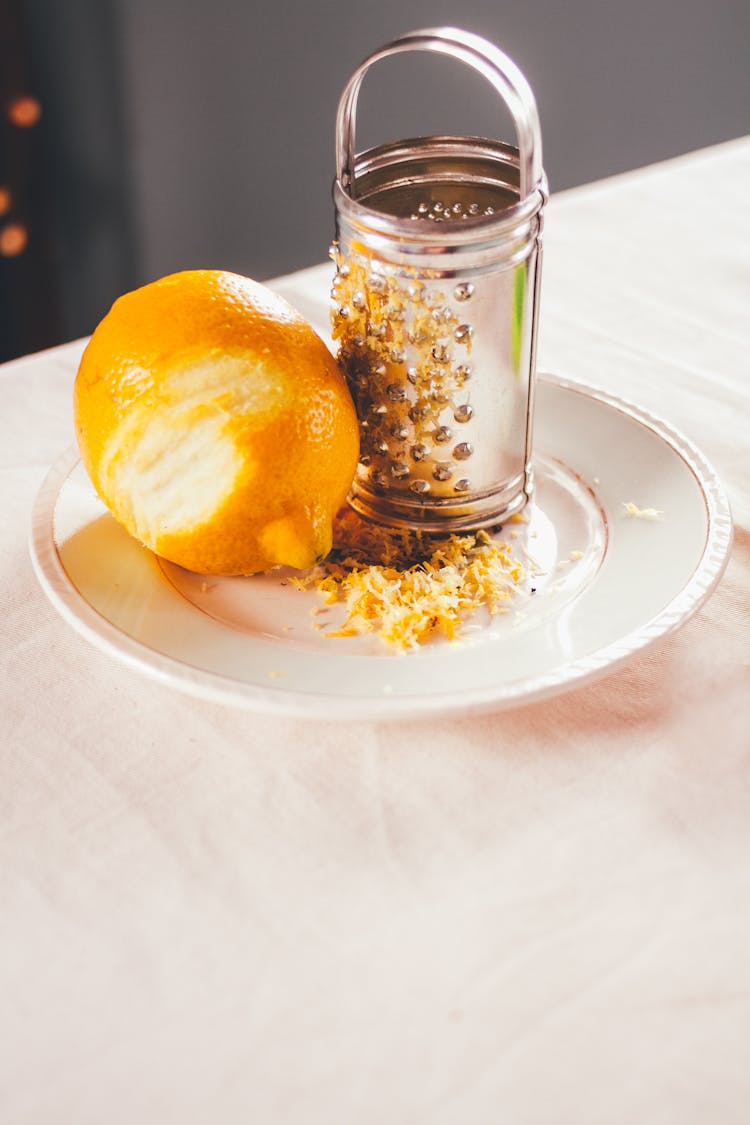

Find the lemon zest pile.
xmin=291 ymin=508 xmax=528 ymax=650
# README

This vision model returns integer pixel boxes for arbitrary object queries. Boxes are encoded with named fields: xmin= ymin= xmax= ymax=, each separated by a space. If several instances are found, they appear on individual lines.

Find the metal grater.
xmin=331 ymin=27 xmax=548 ymax=531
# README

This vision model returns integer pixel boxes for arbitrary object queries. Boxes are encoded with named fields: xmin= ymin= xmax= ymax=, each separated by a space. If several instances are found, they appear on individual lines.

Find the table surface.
xmin=2 ymin=137 xmax=749 ymax=1124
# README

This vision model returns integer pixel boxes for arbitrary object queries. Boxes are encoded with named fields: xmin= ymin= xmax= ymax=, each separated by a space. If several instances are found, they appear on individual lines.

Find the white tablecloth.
xmin=2 ymin=138 xmax=749 ymax=1123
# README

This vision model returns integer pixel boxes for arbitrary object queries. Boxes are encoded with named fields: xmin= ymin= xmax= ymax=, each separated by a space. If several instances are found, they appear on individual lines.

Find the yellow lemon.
xmin=74 ymin=269 xmax=359 ymax=575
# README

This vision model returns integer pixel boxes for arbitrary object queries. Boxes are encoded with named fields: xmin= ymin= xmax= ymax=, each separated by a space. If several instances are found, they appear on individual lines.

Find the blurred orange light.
xmin=8 ymin=96 xmax=42 ymax=128
xmin=0 ymin=223 xmax=28 ymax=256
xmin=0 ymin=187 xmax=11 ymax=216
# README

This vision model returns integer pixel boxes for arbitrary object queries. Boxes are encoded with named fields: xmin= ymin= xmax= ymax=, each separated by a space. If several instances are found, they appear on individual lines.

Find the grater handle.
xmin=336 ymin=27 xmax=543 ymax=201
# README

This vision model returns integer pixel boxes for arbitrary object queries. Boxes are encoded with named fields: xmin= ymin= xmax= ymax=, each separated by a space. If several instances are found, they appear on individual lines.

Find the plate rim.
xmin=29 ymin=373 xmax=733 ymax=721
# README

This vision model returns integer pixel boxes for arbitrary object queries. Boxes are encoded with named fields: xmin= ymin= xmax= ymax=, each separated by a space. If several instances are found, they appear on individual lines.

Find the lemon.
xmin=74 ymin=269 xmax=359 ymax=575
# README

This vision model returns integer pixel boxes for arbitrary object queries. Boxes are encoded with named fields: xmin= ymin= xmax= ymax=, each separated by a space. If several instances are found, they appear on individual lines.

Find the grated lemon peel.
xmin=290 ymin=507 xmax=529 ymax=651
xmin=623 ymin=501 xmax=663 ymax=521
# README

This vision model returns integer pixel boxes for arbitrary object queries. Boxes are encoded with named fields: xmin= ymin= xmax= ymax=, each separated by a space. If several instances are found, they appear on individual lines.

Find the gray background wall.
xmin=24 ymin=0 xmax=750 ymax=343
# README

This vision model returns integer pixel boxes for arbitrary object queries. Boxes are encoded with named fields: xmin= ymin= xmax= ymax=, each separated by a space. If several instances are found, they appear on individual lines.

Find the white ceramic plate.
xmin=30 ymin=375 xmax=732 ymax=721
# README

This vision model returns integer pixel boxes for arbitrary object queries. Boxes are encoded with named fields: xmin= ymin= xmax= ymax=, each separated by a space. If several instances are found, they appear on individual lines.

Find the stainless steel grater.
xmin=331 ymin=27 xmax=548 ymax=531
